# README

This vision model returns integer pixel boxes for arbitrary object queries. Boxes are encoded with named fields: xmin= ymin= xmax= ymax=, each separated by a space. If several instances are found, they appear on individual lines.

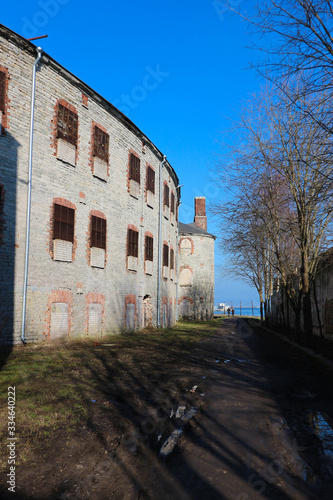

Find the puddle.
xmin=309 ymin=412 xmax=333 ymax=460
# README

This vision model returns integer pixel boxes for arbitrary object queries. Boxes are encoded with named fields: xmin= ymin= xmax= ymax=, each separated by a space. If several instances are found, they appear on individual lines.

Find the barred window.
xmin=91 ymin=216 xmax=106 ymax=249
xmin=0 ymin=72 xmax=6 ymax=114
xmin=57 ymin=104 xmax=78 ymax=147
xmin=164 ymin=183 xmax=169 ymax=207
xmin=163 ymin=243 xmax=169 ymax=267
xmin=171 ymin=191 xmax=175 ymax=214
xmin=145 ymin=235 xmax=153 ymax=261
xmin=127 ymin=228 xmax=139 ymax=257
xmin=53 ymin=204 xmax=75 ymax=242
xmin=129 ymin=153 xmax=140 ymax=184
xmin=93 ymin=126 xmax=109 ymax=163
xmin=146 ymin=166 xmax=155 ymax=194
xmin=170 ymin=248 xmax=174 ymax=270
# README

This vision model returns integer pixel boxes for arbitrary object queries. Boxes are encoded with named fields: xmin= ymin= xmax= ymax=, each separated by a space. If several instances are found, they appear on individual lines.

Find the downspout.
xmin=176 ymin=196 xmax=182 ymax=321
xmin=157 ymin=155 xmax=167 ymax=327
xmin=21 ymin=47 xmax=43 ymax=344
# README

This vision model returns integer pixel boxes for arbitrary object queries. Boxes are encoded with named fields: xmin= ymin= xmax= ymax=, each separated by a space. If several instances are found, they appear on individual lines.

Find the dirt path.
xmin=3 ymin=318 xmax=333 ymax=499
xmin=164 ymin=318 xmax=333 ymax=499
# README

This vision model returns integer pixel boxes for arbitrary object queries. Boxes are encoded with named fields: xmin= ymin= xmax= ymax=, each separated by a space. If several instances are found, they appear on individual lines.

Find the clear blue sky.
xmin=1 ymin=0 xmax=261 ymax=306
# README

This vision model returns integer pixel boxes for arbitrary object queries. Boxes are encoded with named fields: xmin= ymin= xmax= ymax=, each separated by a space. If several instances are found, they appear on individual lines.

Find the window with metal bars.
xmin=93 ymin=126 xmax=109 ymax=163
xmin=145 ymin=235 xmax=153 ymax=261
xmin=129 ymin=153 xmax=140 ymax=184
xmin=163 ymin=243 xmax=169 ymax=267
xmin=0 ymin=72 xmax=6 ymax=114
xmin=127 ymin=228 xmax=139 ymax=257
xmin=170 ymin=249 xmax=174 ymax=270
xmin=53 ymin=204 xmax=75 ymax=242
xmin=164 ymin=183 xmax=169 ymax=207
xmin=91 ymin=216 xmax=106 ymax=249
xmin=170 ymin=191 xmax=175 ymax=214
xmin=57 ymin=104 xmax=78 ymax=147
xmin=146 ymin=166 xmax=155 ymax=193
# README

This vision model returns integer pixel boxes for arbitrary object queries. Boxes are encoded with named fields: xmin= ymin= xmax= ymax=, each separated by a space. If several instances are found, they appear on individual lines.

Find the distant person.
xmin=232 ymin=308 xmax=235 ymax=317
xmin=227 ymin=307 xmax=230 ymax=316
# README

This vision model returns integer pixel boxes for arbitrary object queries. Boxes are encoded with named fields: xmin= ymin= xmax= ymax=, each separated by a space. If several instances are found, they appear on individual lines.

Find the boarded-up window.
xmin=57 ymin=104 xmax=78 ymax=147
xmin=164 ymin=183 xmax=169 ymax=207
xmin=179 ymin=268 xmax=193 ymax=286
xmin=163 ymin=243 xmax=169 ymax=267
xmin=88 ymin=303 xmax=102 ymax=335
xmin=170 ymin=191 xmax=175 ymax=214
xmin=50 ymin=303 xmax=69 ymax=338
xmin=126 ymin=303 xmax=136 ymax=332
xmin=91 ymin=216 xmax=106 ymax=249
xmin=93 ymin=126 xmax=109 ymax=163
xmin=147 ymin=166 xmax=155 ymax=193
xmin=129 ymin=153 xmax=140 ymax=183
xmin=128 ymin=228 xmax=138 ymax=257
xmin=170 ymin=248 xmax=174 ymax=270
xmin=0 ymin=72 xmax=6 ymax=113
xmin=145 ymin=235 xmax=153 ymax=261
xmin=180 ymin=238 xmax=192 ymax=255
xmin=53 ymin=204 xmax=75 ymax=242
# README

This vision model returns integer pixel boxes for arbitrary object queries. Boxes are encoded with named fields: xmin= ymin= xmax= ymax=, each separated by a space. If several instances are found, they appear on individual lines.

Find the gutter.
xmin=157 ymin=155 xmax=167 ymax=327
xmin=21 ymin=46 xmax=43 ymax=344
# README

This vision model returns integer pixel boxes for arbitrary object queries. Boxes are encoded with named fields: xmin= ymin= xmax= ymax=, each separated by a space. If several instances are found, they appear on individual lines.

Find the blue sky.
xmin=1 ymin=0 xmax=262 ymax=306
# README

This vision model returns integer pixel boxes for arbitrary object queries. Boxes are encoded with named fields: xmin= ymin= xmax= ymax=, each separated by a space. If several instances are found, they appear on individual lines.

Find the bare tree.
xmin=213 ymin=84 xmax=333 ymax=343
xmin=223 ymin=0 xmax=333 ymax=132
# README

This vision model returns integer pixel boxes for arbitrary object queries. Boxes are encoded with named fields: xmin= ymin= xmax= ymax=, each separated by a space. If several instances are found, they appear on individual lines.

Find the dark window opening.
xmin=147 ymin=166 xmax=155 ymax=194
xmin=91 ymin=216 xmax=106 ymax=249
xmin=163 ymin=244 xmax=169 ymax=267
xmin=93 ymin=126 xmax=109 ymax=163
xmin=129 ymin=153 xmax=140 ymax=184
xmin=170 ymin=249 xmax=174 ymax=270
xmin=164 ymin=184 xmax=169 ymax=207
xmin=145 ymin=235 xmax=153 ymax=261
xmin=53 ymin=204 xmax=75 ymax=242
xmin=57 ymin=104 xmax=78 ymax=147
xmin=128 ymin=229 xmax=139 ymax=257
xmin=171 ymin=192 xmax=175 ymax=214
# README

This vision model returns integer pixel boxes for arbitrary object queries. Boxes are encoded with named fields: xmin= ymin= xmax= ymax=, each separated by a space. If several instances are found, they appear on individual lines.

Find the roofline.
xmin=179 ymin=224 xmax=217 ymax=240
xmin=0 ymin=24 xmax=179 ymax=188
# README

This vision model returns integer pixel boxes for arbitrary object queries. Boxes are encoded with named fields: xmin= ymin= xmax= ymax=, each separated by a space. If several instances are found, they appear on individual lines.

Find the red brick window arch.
xmin=0 ymin=66 xmax=9 ymax=134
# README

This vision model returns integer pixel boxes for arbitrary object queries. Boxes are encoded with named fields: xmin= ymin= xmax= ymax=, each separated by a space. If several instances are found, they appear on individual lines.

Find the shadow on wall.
xmin=178 ymin=283 xmax=214 ymax=321
xmin=0 ymin=129 xmax=19 ymax=366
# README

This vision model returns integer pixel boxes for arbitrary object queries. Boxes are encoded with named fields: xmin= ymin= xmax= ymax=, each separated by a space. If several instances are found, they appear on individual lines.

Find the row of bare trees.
xmin=214 ymin=1 xmax=333 ymax=343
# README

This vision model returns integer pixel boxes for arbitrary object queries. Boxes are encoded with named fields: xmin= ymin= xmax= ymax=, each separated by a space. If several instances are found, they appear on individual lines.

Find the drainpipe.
xmin=157 ymin=155 xmax=167 ymax=327
xmin=176 ymin=199 xmax=182 ymax=321
xmin=21 ymin=47 xmax=43 ymax=344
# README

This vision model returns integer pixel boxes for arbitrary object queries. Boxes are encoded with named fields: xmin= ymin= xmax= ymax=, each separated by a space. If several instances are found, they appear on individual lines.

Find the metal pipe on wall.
xmin=157 ymin=155 xmax=167 ymax=327
xmin=21 ymin=46 xmax=43 ymax=344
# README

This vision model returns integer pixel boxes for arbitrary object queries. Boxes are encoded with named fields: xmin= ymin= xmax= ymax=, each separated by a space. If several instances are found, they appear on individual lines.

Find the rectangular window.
xmin=0 ymin=72 xmax=6 ymax=114
xmin=164 ymin=184 xmax=170 ymax=207
xmin=129 ymin=153 xmax=140 ymax=184
xmin=91 ymin=216 xmax=106 ymax=249
xmin=145 ymin=235 xmax=153 ymax=261
xmin=57 ymin=104 xmax=78 ymax=147
xmin=163 ymin=244 xmax=169 ymax=267
xmin=171 ymin=192 xmax=175 ymax=214
xmin=128 ymin=229 xmax=139 ymax=257
xmin=53 ymin=204 xmax=75 ymax=242
xmin=170 ymin=249 xmax=174 ymax=270
xmin=93 ymin=126 xmax=109 ymax=163
xmin=146 ymin=166 xmax=155 ymax=194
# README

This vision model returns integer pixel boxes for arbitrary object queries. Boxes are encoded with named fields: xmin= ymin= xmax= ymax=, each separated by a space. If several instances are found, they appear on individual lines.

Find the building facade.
xmin=178 ymin=197 xmax=215 ymax=320
xmin=0 ymin=25 xmax=180 ymax=344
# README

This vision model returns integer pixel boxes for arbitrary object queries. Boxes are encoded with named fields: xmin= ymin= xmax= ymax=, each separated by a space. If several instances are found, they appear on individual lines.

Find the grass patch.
xmin=0 ymin=318 xmax=223 ymax=470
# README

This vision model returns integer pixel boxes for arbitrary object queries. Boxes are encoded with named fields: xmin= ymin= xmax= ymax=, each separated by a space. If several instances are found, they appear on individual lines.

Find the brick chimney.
xmin=194 ymin=197 xmax=207 ymax=231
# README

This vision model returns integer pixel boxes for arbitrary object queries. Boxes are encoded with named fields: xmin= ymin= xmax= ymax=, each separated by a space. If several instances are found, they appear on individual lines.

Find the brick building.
xmin=0 ymin=25 xmax=215 ymax=344
xmin=178 ymin=197 xmax=216 ymax=320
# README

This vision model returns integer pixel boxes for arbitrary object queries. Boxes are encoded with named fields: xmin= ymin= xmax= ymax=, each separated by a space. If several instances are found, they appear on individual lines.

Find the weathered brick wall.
xmin=178 ymin=232 xmax=215 ymax=320
xmin=0 ymin=27 xmax=178 ymax=344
